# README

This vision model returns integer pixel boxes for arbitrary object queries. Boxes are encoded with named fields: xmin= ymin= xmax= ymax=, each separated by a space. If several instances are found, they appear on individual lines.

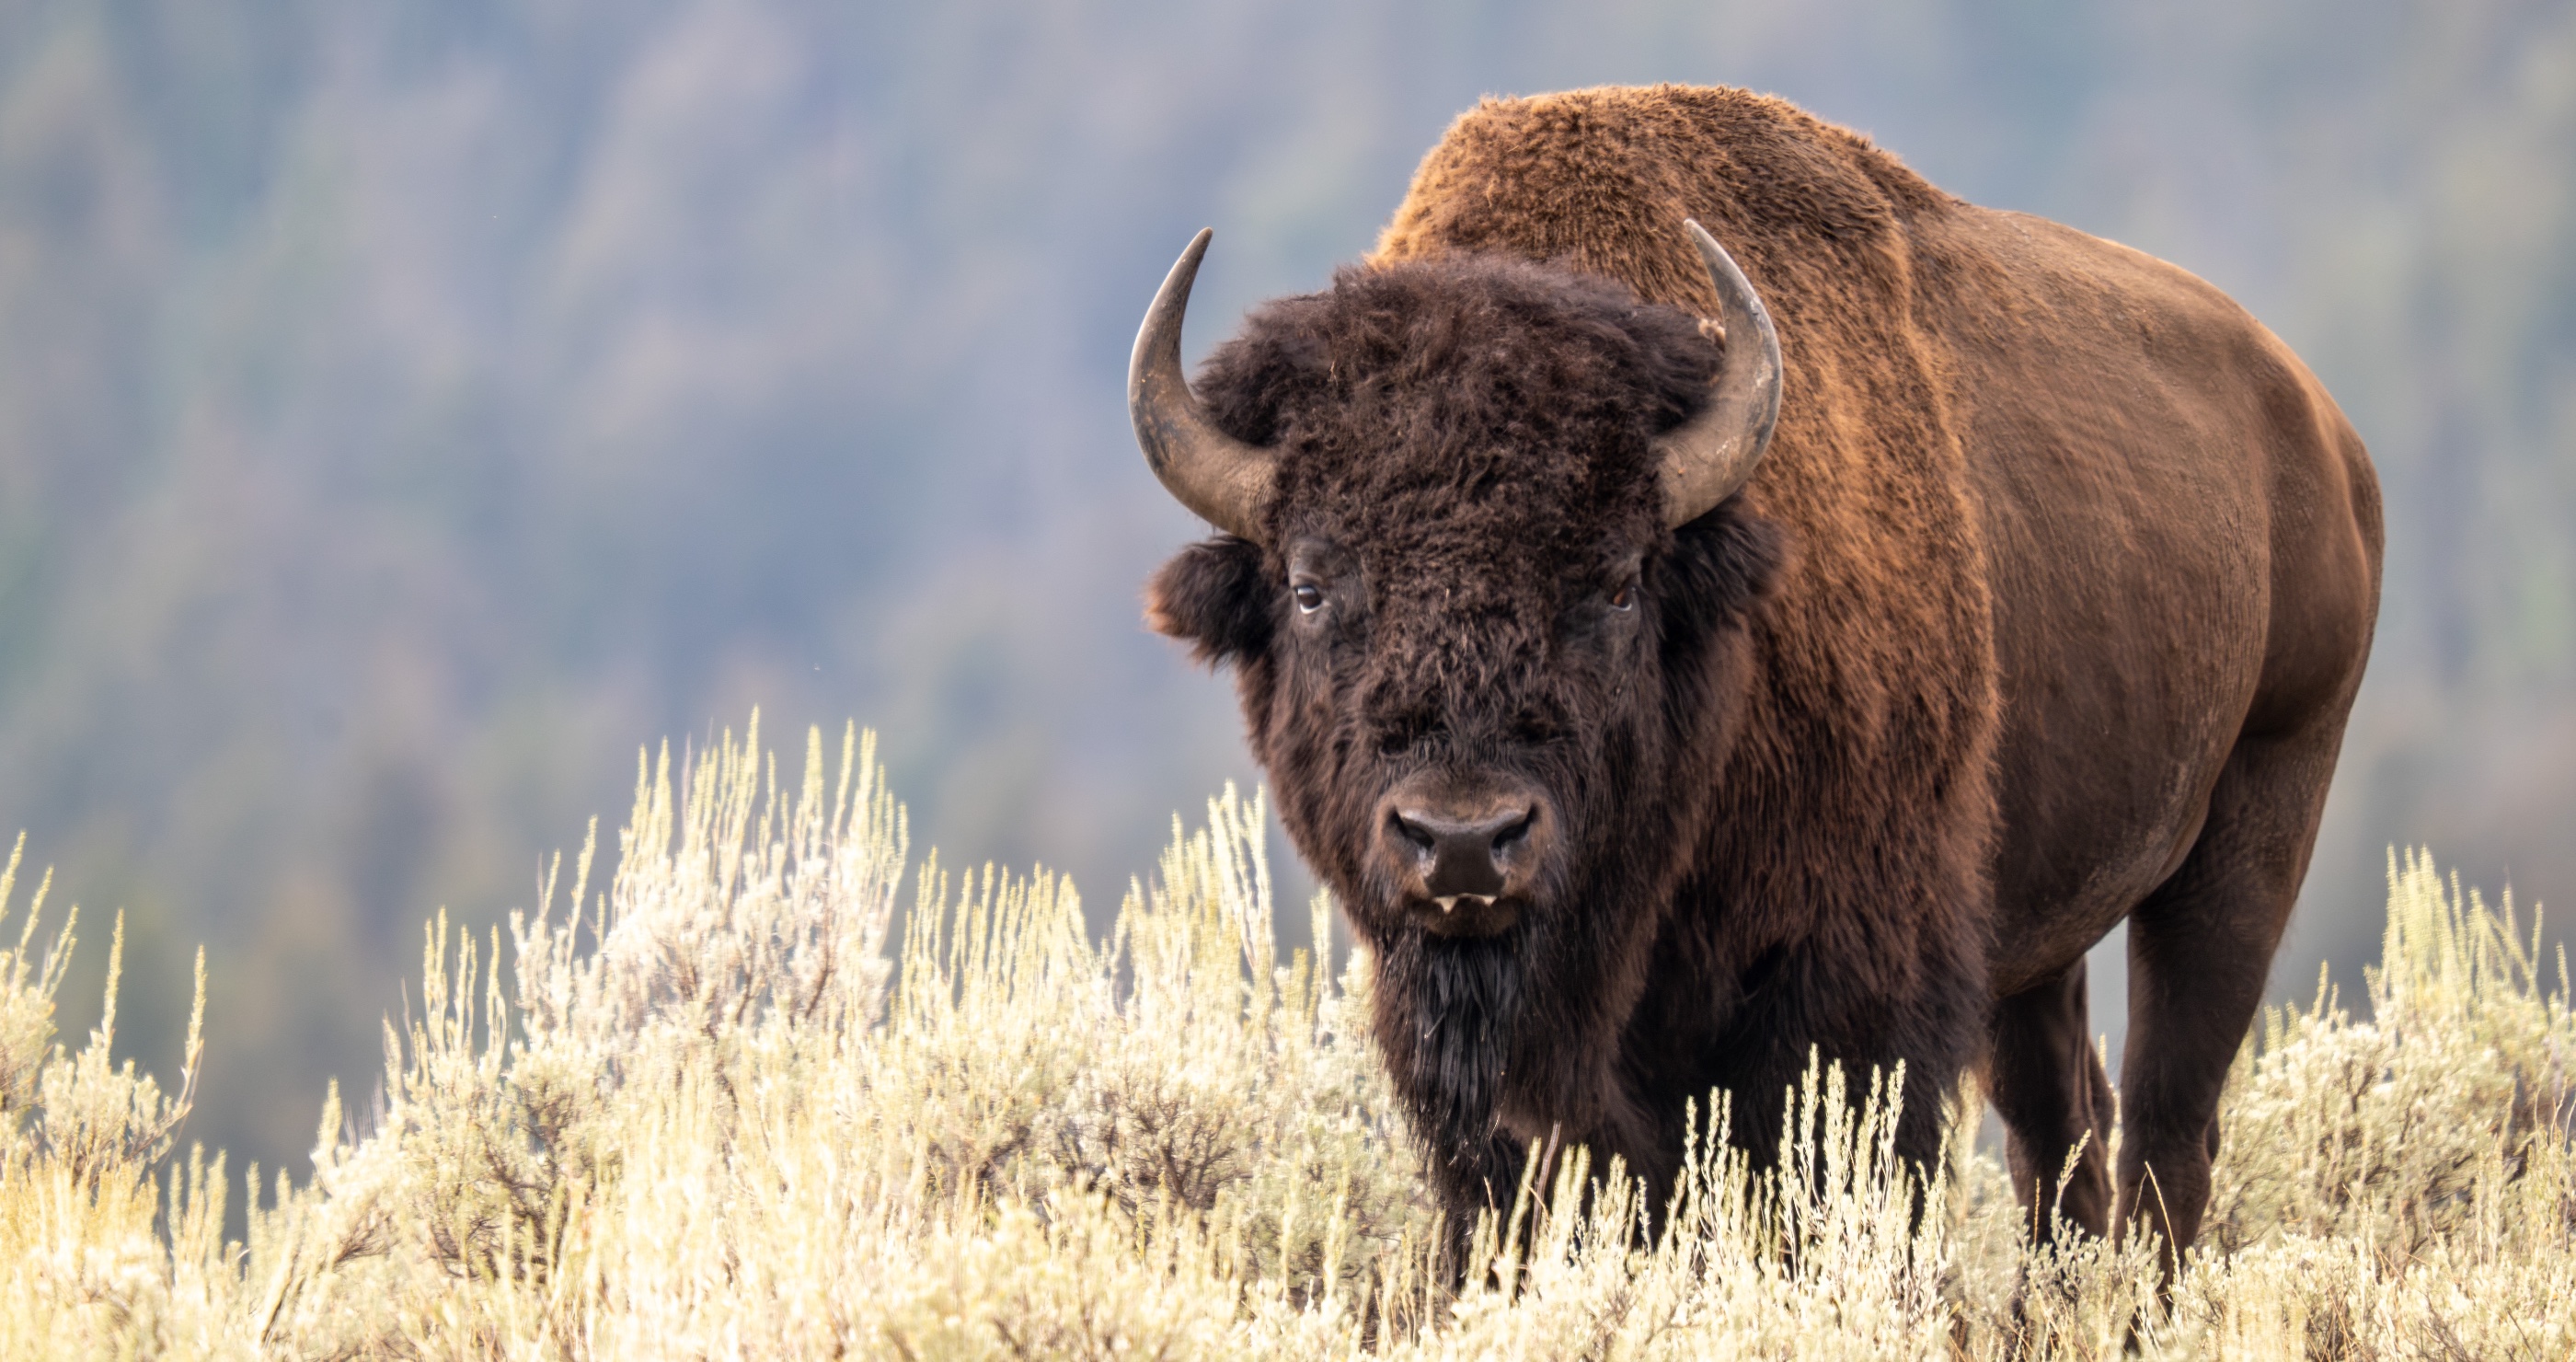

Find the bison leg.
xmin=1427 ymin=1130 xmax=1528 ymax=1284
xmin=2116 ymin=725 xmax=2340 ymax=1275
xmin=1986 ymin=959 xmax=2115 ymax=1243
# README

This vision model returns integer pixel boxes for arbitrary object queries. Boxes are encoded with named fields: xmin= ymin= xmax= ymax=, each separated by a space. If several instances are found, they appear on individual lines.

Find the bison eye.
xmin=1293 ymin=583 xmax=1326 ymax=614
xmin=1609 ymin=582 xmax=1637 ymax=611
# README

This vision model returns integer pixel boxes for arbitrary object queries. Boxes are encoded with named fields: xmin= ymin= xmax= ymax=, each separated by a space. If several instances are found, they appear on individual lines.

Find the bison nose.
xmin=1388 ymin=803 xmax=1533 ymax=900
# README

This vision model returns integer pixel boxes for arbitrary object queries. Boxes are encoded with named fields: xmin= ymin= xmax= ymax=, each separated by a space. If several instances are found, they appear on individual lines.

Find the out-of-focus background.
xmin=2 ymin=0 xmax=2569 ymax=1197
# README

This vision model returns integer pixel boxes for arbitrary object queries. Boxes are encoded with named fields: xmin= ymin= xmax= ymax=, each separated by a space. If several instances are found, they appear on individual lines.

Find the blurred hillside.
xmin=1 ymin=0 xmax=2569 ymax=1186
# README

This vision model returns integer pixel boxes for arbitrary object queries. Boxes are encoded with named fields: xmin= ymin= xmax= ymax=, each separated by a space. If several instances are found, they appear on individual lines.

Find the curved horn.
xmin=1657 ymin=220 xmax=1783 ymax=528
xmin=1129 ymin=228 xmax=1276 ymax=540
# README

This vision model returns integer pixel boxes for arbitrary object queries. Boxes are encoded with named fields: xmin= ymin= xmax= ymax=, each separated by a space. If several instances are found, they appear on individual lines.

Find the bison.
xmin=1131 ymin=85 xmax=2382 ymax=1268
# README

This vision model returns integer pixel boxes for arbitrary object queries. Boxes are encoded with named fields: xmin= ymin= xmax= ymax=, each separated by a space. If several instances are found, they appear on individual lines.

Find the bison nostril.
xmin=1388 ymin=802 xmax=1531 ymax=900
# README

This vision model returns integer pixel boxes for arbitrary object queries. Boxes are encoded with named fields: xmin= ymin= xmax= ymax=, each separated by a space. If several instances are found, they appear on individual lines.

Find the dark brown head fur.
xmin=1148 ymin=252 xmax=1789 ymax=1200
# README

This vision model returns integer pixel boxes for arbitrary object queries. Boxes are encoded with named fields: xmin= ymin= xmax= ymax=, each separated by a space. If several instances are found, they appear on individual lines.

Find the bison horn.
xmin=1130 ymin=228 xmax=1276 ymax=540
xmin=1657 ymin=220 xmax=1783 ymax=528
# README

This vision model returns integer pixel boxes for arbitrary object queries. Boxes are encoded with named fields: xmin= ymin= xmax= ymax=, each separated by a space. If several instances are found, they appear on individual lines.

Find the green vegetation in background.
xmin=0 ymin=0 xmax=2570 ymax=1211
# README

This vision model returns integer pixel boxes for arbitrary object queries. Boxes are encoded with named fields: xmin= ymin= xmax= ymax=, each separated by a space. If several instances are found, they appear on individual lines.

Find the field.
xmin=2 ymin=719 xmax=2570 ymax=1358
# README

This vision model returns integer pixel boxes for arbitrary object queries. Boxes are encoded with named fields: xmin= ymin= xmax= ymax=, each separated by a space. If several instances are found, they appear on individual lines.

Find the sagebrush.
xmin=0 ymin=718 xmax=2568 ymax=1357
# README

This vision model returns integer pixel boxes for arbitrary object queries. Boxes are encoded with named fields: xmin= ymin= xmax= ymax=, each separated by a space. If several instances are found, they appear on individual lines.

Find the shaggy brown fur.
xmin=1144 ymin=86 xmax=2382 ymax=1271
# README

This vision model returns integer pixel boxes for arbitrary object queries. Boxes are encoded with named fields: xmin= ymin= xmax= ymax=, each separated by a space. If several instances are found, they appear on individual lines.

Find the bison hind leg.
xmin=2117 ymin=718 xmax=2349 ymax=1276
xmin=1985 ymin=959 xmax=2117 ymax=1244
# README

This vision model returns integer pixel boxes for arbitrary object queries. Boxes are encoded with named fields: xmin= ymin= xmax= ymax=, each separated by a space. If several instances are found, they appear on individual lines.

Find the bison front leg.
xmin=2117 ymin=725 xmax=2340 ymax=1276
xmin=1425 ymin=1129 xmax=1528 ymax=1285
xmin=1986 ymin=959 xmax=2115 ymax=1244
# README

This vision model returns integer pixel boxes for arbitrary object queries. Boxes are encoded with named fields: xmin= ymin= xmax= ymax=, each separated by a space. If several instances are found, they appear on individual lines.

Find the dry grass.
xmin=0 ymin=717 xmax=2568 ymax=1358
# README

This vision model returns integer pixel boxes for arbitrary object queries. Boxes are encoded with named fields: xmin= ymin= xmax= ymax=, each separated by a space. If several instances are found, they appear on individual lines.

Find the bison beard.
xmin=1392 ymin=930 xmax=1524 ymax=1163
xmin=1133 ymin=84 xmax=2383 ymax=1280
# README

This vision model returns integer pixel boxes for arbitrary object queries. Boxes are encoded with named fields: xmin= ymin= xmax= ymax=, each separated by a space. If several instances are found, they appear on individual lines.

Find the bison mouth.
xmin=1411 ymin=891 xmax=1524 ymax=938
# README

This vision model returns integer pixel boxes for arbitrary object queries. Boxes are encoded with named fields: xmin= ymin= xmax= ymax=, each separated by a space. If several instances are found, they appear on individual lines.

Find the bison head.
xmin=1134 ymin=228 xmax=1786 ymax=1160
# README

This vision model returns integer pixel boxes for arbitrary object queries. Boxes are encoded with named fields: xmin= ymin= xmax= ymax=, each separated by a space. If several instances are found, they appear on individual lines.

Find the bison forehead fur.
xmin=1139 ymin=84 xmax=2382 ymax=1269
xmin=1210 ymin=255 xmax=1703 ymax=537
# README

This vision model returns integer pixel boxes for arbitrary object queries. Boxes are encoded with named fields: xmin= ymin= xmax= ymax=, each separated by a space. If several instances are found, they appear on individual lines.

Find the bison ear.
xmin=1662 ymin=506 xmax=1788 ymax=639
xmin=1145 ymin=536 xmax=1273 ymax=666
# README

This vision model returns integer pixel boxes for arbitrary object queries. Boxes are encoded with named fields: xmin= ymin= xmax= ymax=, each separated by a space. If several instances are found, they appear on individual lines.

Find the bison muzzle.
xmin=1132 ymin=85 xmax=2383 ymax=1275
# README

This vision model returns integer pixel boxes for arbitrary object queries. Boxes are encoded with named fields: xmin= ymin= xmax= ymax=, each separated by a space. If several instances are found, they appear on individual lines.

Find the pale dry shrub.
xmin=0 ymin=721 xmax=2567 ymax=1359
xmin=2170 ymin=849 xmax=2576 ymax=1358
xmin=0 ymin=834 xmax=214 ymax=1356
